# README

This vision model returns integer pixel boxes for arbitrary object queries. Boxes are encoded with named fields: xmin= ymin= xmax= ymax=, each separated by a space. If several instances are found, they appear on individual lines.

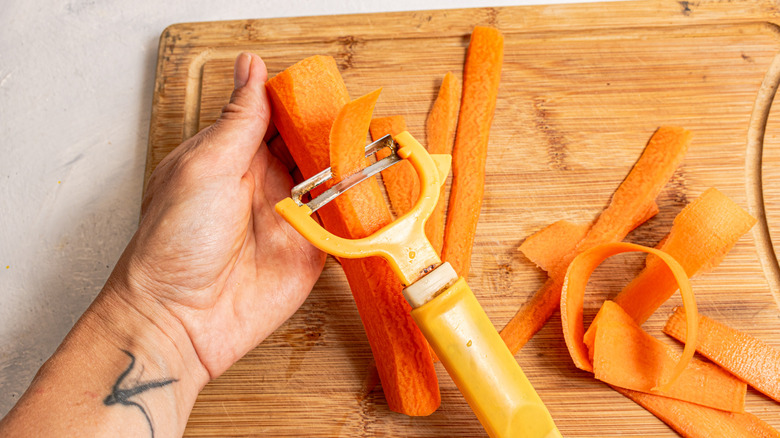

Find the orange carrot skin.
xmin=425 ymin=72 xmax=461 ymax=255
xmin=614 ymin=188 xmax=755 ymax=324
xmin=500 ymin=127 xmax=691 ymax=354
xmin=592 ymin=302 xmax=745 ymax=412
xmin=266 ymin=56 xmax=440 ymax=416
xmin=330 ymin=89 xmax=382 ymax=181
xmin=616 ymin=387 xmax=780 ymax=438
xmin=368 ymin=116 xmax=420 ymax=216
xmin=665 ymin=308 xmax=780 ymax=403
xmin=518 ymin=220 xmax=589 ymax=273
xmin=442 ymin=26 xmax=504 ymax=278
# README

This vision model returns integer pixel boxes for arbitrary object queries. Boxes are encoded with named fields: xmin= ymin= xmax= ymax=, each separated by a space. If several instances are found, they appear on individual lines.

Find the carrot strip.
xmin=519 ymin=220 xmax=590 ymax=273
xmin=441 ymin=26 xmax=503 ymax=278
xmin=615 ymin=387 xmax=780 ymax=438
xmin=368 ymin=116 xmax=420 ymax=217
xmin=613 ymin=188 xmax=756 ymax=324
xmin=664 ymin=307 xmax=780 ymax=403
xmin=266 ymin=56 xmax=440 ymax=416
xmin=559 ymin=242 xmax=697 ymax=392
xmin=591 ymin=301 xmax=745 ymax=412
xmin=330 ymin=89 xmax=382 ymax=181
xmin=425 ymin=72 xmax=461 ymax=255
xmin=500 ymin=127 xmax=691 ymax=353
xmin=568 ymin=127 xmax=693 ymax=262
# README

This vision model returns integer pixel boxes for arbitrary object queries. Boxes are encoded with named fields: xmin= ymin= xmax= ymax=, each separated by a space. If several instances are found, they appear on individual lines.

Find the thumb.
xmin=199 ymin=52 xmax=271 ymax=176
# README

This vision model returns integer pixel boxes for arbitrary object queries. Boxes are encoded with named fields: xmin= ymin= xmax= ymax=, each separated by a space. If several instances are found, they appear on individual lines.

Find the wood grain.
xmin=146 ymin=1 xmax=780 ymax=436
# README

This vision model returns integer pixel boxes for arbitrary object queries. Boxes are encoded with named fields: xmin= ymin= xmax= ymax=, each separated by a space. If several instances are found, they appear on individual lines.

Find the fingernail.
xmin=234 ymin=52 xmax=252 ymax=89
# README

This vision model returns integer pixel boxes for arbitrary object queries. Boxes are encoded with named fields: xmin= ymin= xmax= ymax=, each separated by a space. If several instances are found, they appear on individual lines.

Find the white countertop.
xmin=0 ymin=0 xmax=601 ymax=416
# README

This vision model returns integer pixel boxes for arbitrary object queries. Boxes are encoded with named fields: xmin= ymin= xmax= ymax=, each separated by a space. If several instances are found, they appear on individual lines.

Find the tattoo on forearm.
xmin=103 ymin=350 xmax=178 ymax=438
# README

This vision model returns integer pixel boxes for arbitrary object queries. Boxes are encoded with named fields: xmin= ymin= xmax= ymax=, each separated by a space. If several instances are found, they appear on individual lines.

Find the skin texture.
xmin=0 ymin=53 xmax=325 ymax=437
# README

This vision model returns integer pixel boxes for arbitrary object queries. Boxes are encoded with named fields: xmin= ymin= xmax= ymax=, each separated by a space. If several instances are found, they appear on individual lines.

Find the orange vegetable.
xmin=519 ymin=220 xmax=589 ymax=273
xmin=664 ymin=307 xmax=780 ymax=403
xmin=613 ymin=188 xmax=756 ymax=324
xmin=591 ymin=302 xmax=745 ymax=412
xmin=559 ymin=242 xmax=698 ymax=391
xmin=616 ymin=387 xmax=780 ymax=438
xmin=330 ymin=89 xmax=382 ymax=181
xmin=500 ymin=127 xmax=691 ymax=353
xmin=368 ymin=116 xmax=420 ymax=217
xmin=441 ymin=26 xmax=504 ymax=278
xmin=425 ymin=72 xmax=461 ymax=255
xmin=266 ymin=56 xmax=440 ymax=416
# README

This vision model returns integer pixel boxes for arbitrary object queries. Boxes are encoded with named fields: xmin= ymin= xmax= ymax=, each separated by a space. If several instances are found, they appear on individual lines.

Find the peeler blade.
xmin=290 ymin=135 xmax=401 ymax=212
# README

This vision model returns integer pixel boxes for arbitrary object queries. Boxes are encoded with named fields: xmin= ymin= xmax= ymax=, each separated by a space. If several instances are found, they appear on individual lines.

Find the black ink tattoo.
xmin=104 ymin=350 xmax=178 ymax=438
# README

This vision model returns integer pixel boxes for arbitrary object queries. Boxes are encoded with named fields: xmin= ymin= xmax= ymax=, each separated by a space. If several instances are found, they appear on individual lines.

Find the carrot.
xmin=559 ymin=242 xmax=698 ymax=390
xmin=519 ymin=220 xmax=589 ymax=273
xmin=266 ymin=56 xmax=440 ymax=416
xmin=441 ymin=26 xmax=503 ymax=278
xmin=613 ymin=188 xmax=756 ymax=324
xmin=591 ymin=301 xmax=745 ymax=412
xmin=425 ymin=72 xmax=461 ymax=255
xmin=330 ymin=89 xmax=382 ymax=181
xmin=615 ymin=387 xmax=780 ymax=438
xmin=368 ymin=116 xmax=420 ymax=217
xmin=664 ymin=307 xmax=780 ymax=403
xmin=500 ymin=127 xmax=691 ymax=353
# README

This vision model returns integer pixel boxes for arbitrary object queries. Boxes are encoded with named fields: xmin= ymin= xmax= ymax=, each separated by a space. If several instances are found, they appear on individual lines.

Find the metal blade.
xmin=290 ymin=135 xmax=400 ymax=213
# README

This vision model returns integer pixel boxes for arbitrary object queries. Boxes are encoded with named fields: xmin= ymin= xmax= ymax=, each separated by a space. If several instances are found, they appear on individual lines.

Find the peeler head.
xmin=275 ymin=131 xmax=451 ymax=286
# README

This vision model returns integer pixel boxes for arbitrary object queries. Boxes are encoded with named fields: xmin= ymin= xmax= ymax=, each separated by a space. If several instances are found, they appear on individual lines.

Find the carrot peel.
xmin=560 ymin=242 xmax=697 ymax=391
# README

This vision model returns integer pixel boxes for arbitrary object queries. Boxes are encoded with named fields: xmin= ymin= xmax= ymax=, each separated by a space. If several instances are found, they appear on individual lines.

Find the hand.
xmin=112 ymin=52 xmax=325 ymax=380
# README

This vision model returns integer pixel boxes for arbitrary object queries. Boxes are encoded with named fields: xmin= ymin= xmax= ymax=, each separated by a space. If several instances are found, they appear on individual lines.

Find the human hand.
xmin=111 ymin=52 xmax=325 ymax=381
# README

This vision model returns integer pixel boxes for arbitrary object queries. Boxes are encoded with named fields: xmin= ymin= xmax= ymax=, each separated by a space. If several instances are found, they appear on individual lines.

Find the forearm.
xmin=0 ymin=280 xmax=209 ymax=437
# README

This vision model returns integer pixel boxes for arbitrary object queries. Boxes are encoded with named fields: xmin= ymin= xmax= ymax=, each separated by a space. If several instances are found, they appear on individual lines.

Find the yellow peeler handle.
xmin=411 ymin=276 xmax=561 ymax=438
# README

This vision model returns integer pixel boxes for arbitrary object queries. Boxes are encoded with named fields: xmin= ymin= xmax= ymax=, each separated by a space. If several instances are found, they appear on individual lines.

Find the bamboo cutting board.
xmin=146 ymin=1 xmax=780 ymax=436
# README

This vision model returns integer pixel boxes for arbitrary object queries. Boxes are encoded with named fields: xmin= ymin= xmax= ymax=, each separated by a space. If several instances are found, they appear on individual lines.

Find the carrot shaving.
xmin=664 ymin=307 xmax=780 ymax=403
xmin=613 ymin=188 xmax=756 ymax=324
xmin=519 ymin=220 xmax=589 ymax=273
xmin=330 ymin=89 xmax=382 ymax=181
xmin=591 ymin=301 xmax=745 ymax=412
xmin=441 ymin=26 xmax=504 ymax=278
xmin=500 ymin=127 xmax=692 ymax=353
xmin=425 ymin=72 xmax=461 ymax=255
xmin=368 ymin=116 xmax=420 ymax=217
xmin=616 ymin=387 xmax=780 ymax=438
xmin=560 ymin=241 xmax=697 ymax=393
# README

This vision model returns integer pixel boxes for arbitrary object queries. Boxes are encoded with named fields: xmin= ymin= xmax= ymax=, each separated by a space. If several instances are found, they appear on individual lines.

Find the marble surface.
xmin=0 ymin=0 xmax=602 ymax=416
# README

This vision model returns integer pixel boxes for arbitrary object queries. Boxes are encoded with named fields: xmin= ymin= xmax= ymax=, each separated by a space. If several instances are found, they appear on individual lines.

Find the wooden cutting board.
xmin=146 ymin=1 xmax=780 ymax=436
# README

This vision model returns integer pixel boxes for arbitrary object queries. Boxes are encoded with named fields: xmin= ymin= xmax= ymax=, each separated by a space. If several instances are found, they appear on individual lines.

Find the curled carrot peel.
xmin=500 ymin=127 xmax=691 ymax=354
xmin=560 ymin=242 xmax=697 ymax=391
xmin=591 ymin=301 xmax=745 ymax=412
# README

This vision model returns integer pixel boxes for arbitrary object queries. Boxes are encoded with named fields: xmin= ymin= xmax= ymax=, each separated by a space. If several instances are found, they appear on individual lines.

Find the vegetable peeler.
xmin=275 ymin=132 xmax=561 ymax=438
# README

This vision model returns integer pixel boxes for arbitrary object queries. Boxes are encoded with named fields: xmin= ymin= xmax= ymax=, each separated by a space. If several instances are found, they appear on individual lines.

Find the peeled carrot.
xmin=559 ymin=242 xmax=698 ymax=391
xmin=664 ymin=307 xmax=780 ymax=403
xmin=330 ymin=89 xmax=382 ymax=181
xmin=368 ymin=116 xmax=420 ymax=217
xmin=441 ymin=26 xmax=504 ymax=278
xmin=591 ymin=301 xmax=745 ymax=412
xmin=266 ymin=56 xmax=440 ymax=416
xmin=500 ymin=127 xmax=691 ymax=353
xmin=616 ymin=387 xmax=780 ymax=438
xmin=613 ymin=188 xmax=756 ymax=324
xmin=425 ymin=72 xmax=461 ymax=255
